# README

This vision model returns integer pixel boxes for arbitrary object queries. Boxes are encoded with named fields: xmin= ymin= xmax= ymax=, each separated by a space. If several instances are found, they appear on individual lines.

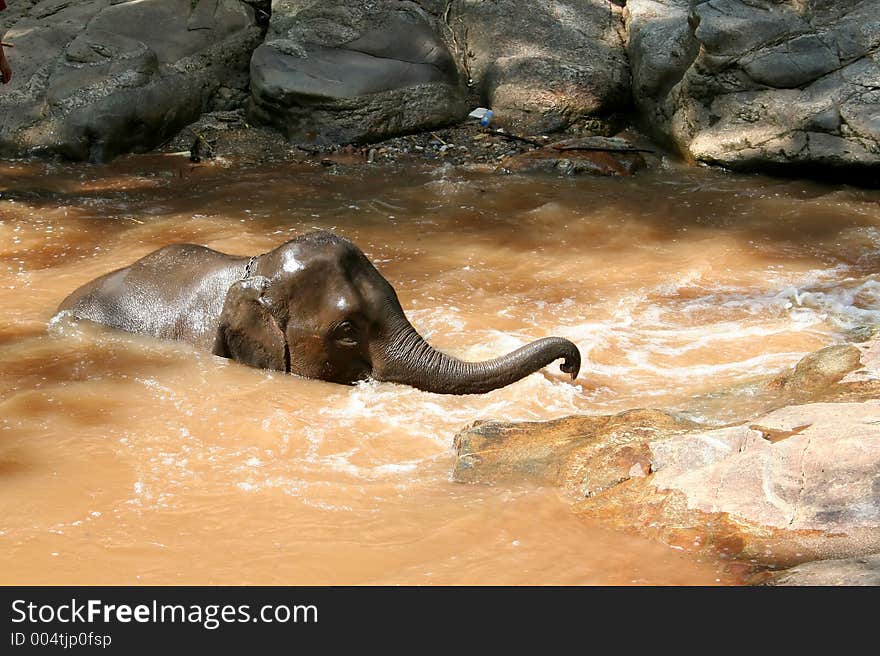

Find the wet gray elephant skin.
xmin=57 ymin=231 xmax=581 ymax=394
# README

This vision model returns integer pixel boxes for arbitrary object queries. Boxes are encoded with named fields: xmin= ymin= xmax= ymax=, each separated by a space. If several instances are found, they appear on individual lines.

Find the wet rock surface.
xmin=499 ymin=137 xmax=649 ymax=176
xmin=453 ymin=409 xmax=693 ymax=487
xmin=626 ymin=0 xmax=880 ymax=173
xmin=681 ymin=340 xmax=880 ymax=425
xmin=160 ymin=109 xmax=298 ymax=165
xmin=631 ymin=402 xmax=880 ymax=560
xmin=0 ymin=0 xmax=260 ymax=162
xmin=454 ymin=339 xmax=880 ymax=570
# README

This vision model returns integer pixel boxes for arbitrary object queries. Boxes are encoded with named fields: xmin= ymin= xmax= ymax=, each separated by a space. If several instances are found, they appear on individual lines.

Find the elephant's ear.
xmin=213 ymin=276 xmax=289 ymax=372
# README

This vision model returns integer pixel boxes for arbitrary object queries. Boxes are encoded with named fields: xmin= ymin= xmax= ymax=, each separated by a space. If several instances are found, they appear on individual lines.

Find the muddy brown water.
xmin=2 ymin=154 xmax=879 ymax=585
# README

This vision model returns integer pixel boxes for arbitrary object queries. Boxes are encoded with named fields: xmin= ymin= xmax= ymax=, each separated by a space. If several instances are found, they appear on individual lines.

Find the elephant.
xmin=56 ymin=231 xmax=581 ymax=395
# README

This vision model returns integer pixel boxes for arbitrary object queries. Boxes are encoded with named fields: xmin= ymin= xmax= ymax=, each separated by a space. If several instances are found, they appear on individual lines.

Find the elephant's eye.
xmin=332 ymin=321 xmax=359 ymax=347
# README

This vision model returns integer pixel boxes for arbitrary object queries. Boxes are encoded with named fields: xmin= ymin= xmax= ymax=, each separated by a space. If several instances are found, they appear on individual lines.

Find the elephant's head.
xmin=212 ymin=231 xmax=580 ymax=394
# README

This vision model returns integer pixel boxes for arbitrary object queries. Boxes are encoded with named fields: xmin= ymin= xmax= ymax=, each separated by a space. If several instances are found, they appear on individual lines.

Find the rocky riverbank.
xmin=453 ymin=336 xmax=880 ymax=584
xmin=1 ymin=1 xmax=877 ymax=177
xmin=159 ymin=107 xmax=658 ymax=174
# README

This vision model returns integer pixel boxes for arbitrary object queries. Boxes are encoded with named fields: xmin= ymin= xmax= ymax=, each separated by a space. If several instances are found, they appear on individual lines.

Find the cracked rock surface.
xmin=0 ymin=0 xmax=261 ymax=162
xmin=648 ymin=402 xmax=880 ymax=533
xmin=626 ymin=0 xmax=880 ymax=172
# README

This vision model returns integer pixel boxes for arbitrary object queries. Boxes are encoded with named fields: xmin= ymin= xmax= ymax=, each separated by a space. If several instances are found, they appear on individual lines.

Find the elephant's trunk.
xmin=372 ymin=316 xmax=581 ymax=395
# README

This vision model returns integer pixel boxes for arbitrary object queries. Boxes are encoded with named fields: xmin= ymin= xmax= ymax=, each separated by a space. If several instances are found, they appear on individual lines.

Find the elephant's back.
xmin=56 ymin=243 xmax=248 ymax=347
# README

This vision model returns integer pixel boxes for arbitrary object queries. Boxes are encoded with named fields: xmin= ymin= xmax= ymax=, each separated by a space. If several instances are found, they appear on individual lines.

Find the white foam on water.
xmin=46 ymin=309 xmax=81 ymax=338
xmin=536 ymin=263 xmax=880 ymax=396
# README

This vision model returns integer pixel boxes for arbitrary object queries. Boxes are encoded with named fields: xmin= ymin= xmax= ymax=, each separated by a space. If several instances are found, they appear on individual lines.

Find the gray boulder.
xmin=763 ymin=553 xmax=880 ymax=586
xmin=626 ymin=0 xmax=880 ymax=172
xmin=248 ymin=1 xmax=468 ymax=144
xmin=0 ymin=0 xmax=260 ymax=162
xmin=625 ymin=0 xmax=696 ymax=120
xmin=449 ymin=0 xmax=631 ymax=134
xmin=1 ymin=1 xmax=39 ymax=29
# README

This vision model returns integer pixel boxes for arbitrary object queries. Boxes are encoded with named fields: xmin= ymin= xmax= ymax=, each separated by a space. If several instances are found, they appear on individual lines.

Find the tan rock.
xmin=453 ymin=409 xmax=692 ymax=487
xmin=776 ymin=340 xmax=880 ymax=405
xmin=575 ymin=402 xmax=880 ymax=565
xmin=782 ymin=344 xmax=862 ymax=393
xmin=454 ymin=338 xmax=880 ymax=567
xmin=560 ymin=409 xmax=693 ymax=498
xmin=686 ymin=340 xmax=877 ymax=422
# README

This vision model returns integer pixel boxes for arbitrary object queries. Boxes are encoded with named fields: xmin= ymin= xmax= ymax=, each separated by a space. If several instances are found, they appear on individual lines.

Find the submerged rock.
xmin=498 ymin=137 xmax=648 ymax=176
xmin=760 ymin=553 xmax=880 ymax=586
xmin=248 ymin=1 xmax=468 ymax=144
xmin=625 ymin=0 xmax=880 ymax=173
xmin=189 ymin=134 xmax=216 ymax=163
xmin=684 ymin=340 xmax=880 ymax=424
xmin=0 ymin=0 xmax=261 ymax=162
xmin=454 ymin=409 xmax=692 ymax=487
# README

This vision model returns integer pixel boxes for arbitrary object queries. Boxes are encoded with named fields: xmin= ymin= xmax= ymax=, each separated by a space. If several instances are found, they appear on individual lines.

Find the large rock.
xmin=575 ymin=402 xmax=880 ymax=565
xmin=0 ymin=1 xmax=39 ymax=29
xmin=769 ymin=340 xmax=880 ymax=406
xmin=625 ymin=0 xmax=696 ymax=112
xmin=454 ymin=338 xmax=880 ymax=566
xmin=455 ymin=340 xmax=877 ymax=486
xmin=248 ymin=1 xmax=468 ymax=144
xmin=449 ymin=0 xmax=631 ymax=134
xmin=0 ymin=0 xmax=260 ymax=162
xmin=626 ymin=0 xmax=880 ymax=172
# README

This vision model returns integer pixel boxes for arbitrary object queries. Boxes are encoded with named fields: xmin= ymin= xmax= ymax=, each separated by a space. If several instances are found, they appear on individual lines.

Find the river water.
xmin=2 ymin=155 xmax=879 ymax=584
